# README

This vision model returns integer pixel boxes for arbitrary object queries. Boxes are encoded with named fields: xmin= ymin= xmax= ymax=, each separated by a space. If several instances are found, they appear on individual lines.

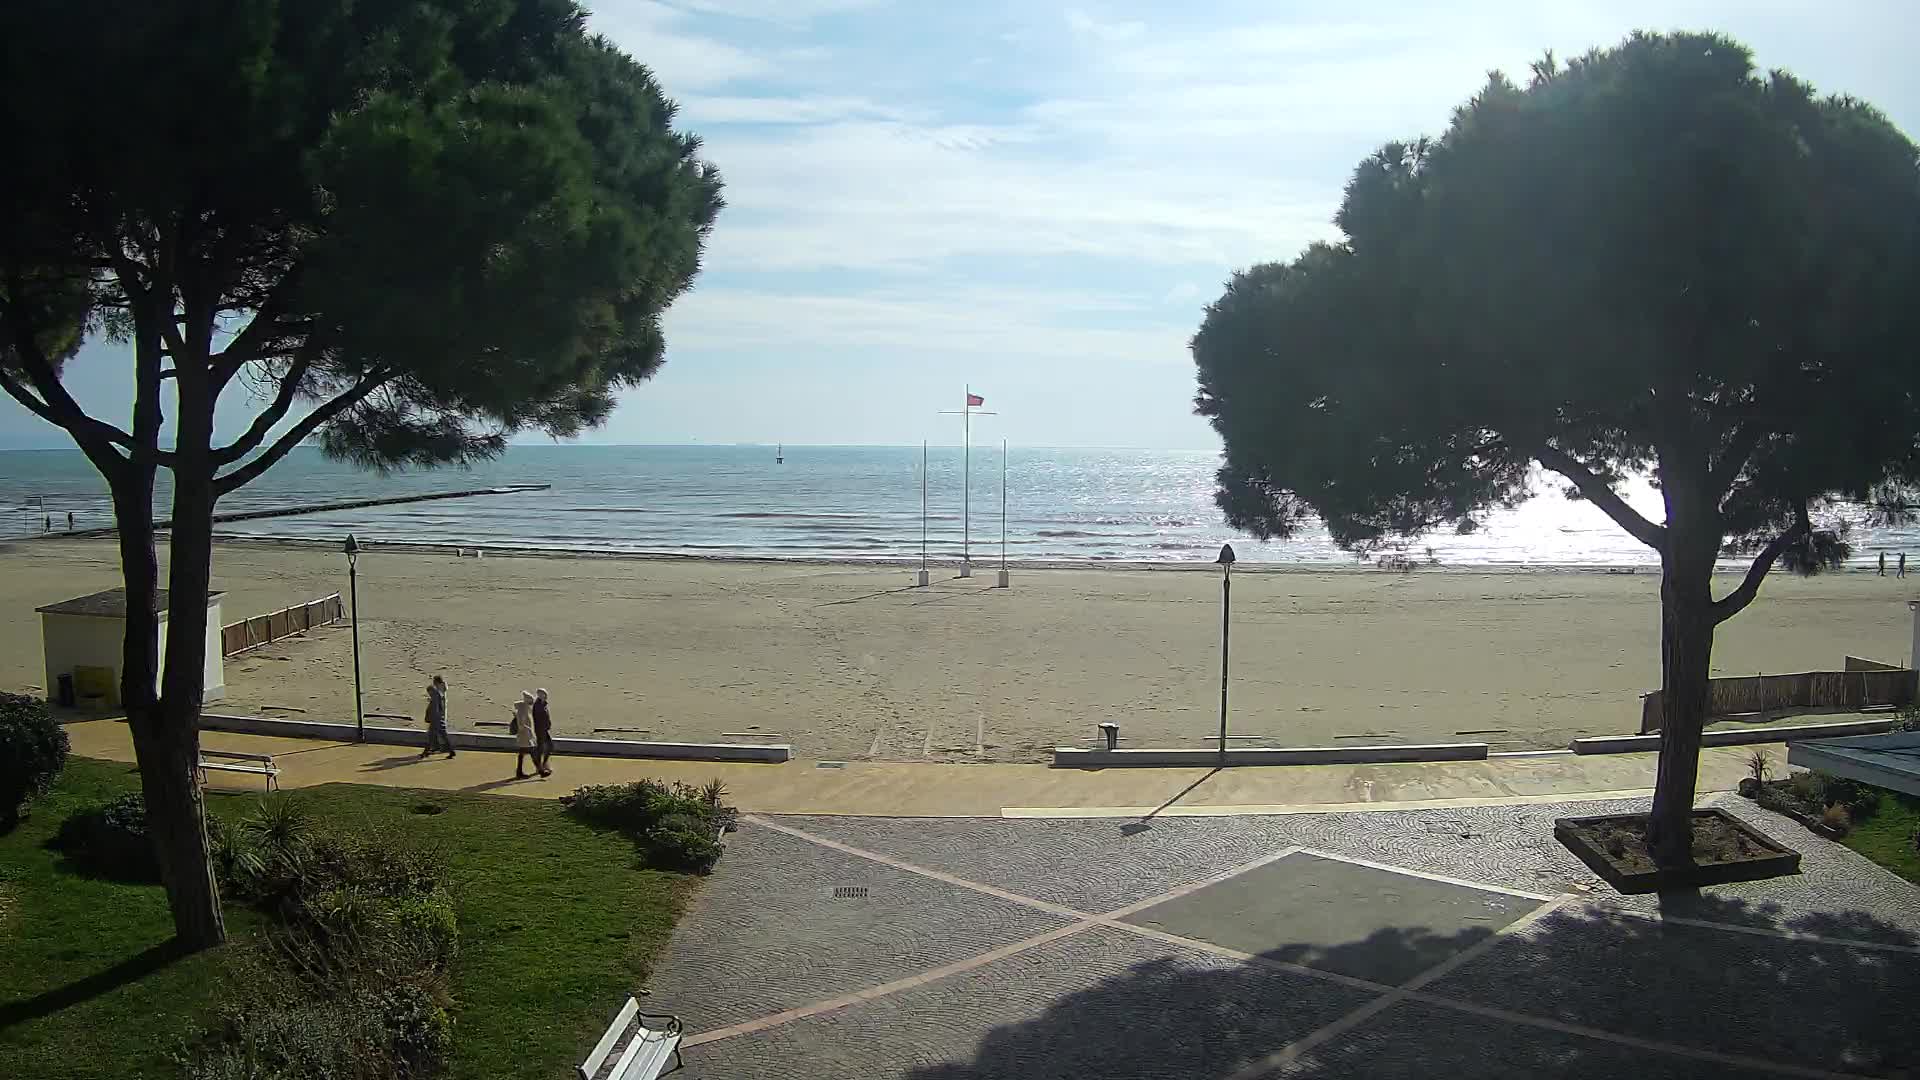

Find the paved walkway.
xmin=651 ymin=797 xmax=1920 ymax=1079
xmin=65 ymin=717 xmax=1767 ymax=816
xmin=62 ymin=719 xmax=1920 ymax=1075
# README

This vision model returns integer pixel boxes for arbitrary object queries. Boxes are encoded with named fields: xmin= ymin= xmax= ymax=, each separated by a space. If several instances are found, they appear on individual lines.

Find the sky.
xmin=4 ymin=0 xmax=1917 ymax=451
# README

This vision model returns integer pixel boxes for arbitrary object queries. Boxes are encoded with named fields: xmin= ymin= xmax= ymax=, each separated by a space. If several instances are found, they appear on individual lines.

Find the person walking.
xmin=513 ymin=691 xmax=538 ymax=779
xmin=532 ymin=688 xmax=554 ymax=778
xmin=1900 ymin=553 xmax=1908 ymax=579
xmin=1879 ymin=552 xmax=1888 ymax=576
xmin=420 ymin=675 xmax=454 ymax=758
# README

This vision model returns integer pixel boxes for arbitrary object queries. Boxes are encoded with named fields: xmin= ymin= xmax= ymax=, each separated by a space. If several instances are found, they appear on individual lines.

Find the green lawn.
xmin=1843 ymin=788 xmax=1920 ymax=885
xmin=0 ymin=757 xmax=698 ymax=1080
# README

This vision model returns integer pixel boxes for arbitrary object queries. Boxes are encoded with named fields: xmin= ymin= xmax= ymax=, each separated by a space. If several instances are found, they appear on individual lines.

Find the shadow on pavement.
xmin=906 ymin=894 xmax=1918 ymax=1080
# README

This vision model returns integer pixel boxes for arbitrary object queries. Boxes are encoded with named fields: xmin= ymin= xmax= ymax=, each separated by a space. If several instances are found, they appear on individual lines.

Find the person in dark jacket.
xmin=532 ymin=688 xmax=554 ymax=777
xmin=420 ymin=675 xmax=454 ymax=758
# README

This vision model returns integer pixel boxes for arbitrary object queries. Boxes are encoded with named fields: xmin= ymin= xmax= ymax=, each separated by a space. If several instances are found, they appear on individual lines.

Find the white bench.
xmin=579 ymin=997 xmax=682 ymax=1080
xmin=197 ymin=749 xmax=280 ymax=791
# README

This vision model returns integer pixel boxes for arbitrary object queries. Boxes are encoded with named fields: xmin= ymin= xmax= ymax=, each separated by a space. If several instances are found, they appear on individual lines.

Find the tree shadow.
xmin=0 ymin=938 xmax=188 ymax=1030
xmin=902 ymin=895 xmax=1919 ymax=1079
xmin=358 ymin=753 xmax=436 ymax=773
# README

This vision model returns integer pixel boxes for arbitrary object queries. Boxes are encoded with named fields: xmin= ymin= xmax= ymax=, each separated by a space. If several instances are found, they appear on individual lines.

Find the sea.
xmin=2 ymin=444 xmax=1915 ymax=569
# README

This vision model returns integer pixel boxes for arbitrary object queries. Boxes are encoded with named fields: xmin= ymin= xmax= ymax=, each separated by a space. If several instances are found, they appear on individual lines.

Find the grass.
xmin=1842 ymin=788 xmax=1920 ymax=885
xmin=0 ymin=757 xmax=699 ymax=1079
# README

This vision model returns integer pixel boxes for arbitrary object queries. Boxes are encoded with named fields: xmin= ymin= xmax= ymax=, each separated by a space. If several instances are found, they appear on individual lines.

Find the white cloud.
xmin=665 ymin=284 xmax=1191 ymax=366
xmin=678 ymin=94 xmax=917 ymax=124
xmin=588 ymin=1 xmax=771 ymax=91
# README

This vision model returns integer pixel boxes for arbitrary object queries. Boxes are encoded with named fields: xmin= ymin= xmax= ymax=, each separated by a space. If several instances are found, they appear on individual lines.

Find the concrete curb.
xmin=1568 ymin=718 xmax=1894 ymax=755
xmin=199 ymin=712 xmax=791 ymax=763
xmin=1050 ymin=743 xmax=1489 ymax=768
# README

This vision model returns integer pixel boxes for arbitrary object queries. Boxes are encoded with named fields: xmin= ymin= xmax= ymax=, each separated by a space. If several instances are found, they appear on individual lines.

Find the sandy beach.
xmin=1 ymin=537 xmax=1914 ymax=762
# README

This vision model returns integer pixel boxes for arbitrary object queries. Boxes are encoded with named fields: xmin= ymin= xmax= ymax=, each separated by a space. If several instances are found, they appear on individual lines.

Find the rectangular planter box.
xmin=1554 ymin=808 xmax=1800 ymax=894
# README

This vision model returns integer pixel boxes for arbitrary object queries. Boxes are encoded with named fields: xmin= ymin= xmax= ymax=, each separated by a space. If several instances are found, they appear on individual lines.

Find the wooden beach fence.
xmin=221 ymin=593 xmax=344 ymax=658
xmin=1639 ymin=658 xmax=1918 ymax=733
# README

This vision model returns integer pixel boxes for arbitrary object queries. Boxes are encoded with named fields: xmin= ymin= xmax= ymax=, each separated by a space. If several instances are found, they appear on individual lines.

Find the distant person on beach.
xmin=513 ymin=690 xmax=538 ymax=779
xmin=1880 ymin=552 xmax=1887 ymax=576
xmin=66 ymin=511 xmax=73 ymax=529
xmin=532 ymin=688 xmax=554 ymax=778
xmin=420 ymin=675 xmax=454 ymax=758
xmin=1901 ymin=553 xmax=1908 ymax=579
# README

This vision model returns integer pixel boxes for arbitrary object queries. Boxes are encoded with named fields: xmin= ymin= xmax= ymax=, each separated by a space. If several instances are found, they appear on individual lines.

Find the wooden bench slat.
xmin=580 ymin=997 xmax=640 ymax=1080
xmin=617 ymin=1032 xmax=680 ymax=1080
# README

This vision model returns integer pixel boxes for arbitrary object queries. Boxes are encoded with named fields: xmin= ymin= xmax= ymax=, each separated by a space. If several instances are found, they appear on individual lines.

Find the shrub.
xmin=0 ymin=693 xmax=67 ymax=827
xmin=1821 ymin=803 xmax=1853 ymax=836
xmin=49 ymin=792 xmax=159 ymax=881
xmin=1892 ymin=702 xmax=1920 ymax=733
xmin=644 ymin=811 xmax=724 ymax=874
xmin=562 ymin=779 xmax=733 ymax=871
xmin=1746 ymin=750 xmax=1772 ymax=784
xmin=185 ymin=983 xmax=451 ymax=1080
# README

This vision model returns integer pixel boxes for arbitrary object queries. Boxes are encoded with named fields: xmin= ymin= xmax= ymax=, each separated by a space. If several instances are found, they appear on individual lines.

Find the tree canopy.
xmin=0 ymin=0 xmax=722 ymax=478
xmin=1193 ymin=31 xmax=1920 ymax=862
xmin=0 ymin=0 xmax=723 ymax=946
xmin=1198 ymin=32 xmax=1918 ymax=582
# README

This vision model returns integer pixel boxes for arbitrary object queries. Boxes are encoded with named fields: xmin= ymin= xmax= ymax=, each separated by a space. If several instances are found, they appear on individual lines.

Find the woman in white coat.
xmin=512 ymin=691 xmax=538 ymax=779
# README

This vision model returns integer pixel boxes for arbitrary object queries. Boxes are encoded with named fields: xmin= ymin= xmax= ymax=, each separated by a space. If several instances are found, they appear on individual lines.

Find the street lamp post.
xmin=1216 ymin=543 xmax=1235 ymax=766
xmin=345 ymin=533 xmax=364 ymax=742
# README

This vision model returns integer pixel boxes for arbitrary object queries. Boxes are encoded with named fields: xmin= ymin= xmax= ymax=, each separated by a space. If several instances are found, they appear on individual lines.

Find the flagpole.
xmin=997 ymin=438 xmax=1010 ymax=588
xmin=961 ymin=385 xmax=972 ymax=578
xmin=939 ymin=390 xmax=993 ymax=581
xmin=917 ymin=441 xmax=930 ymax=587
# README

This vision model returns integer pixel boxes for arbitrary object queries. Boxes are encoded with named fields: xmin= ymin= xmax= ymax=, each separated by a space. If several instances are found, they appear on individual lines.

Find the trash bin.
xmin=56 ymin=672 xmax=76 ymax=708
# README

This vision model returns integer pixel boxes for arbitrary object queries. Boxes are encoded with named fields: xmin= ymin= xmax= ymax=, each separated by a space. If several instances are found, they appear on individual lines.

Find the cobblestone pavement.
xmin=644 ymin=793 xmax=1920 ymax=1079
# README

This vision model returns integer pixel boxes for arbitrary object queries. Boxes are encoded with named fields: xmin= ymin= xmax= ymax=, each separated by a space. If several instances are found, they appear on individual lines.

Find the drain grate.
xmin=816 ymin=761 xmax=847 ymax=769
xmin=832 ymin=886 xmax=869 ymax=899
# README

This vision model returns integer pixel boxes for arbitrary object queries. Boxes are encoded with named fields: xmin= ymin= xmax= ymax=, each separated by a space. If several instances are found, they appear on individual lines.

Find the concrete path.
xmin=64 ymin=718 xmax=1771 ymax=817
xmin=649 ymin=797 xmax=1920 ymax=1079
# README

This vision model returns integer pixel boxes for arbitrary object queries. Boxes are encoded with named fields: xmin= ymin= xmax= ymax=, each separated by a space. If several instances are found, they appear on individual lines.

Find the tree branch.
xmin=211 ymin=351 xmax=315 ymax=466
xmin=209 ymin=265 xmax=305 ymax=390
xmin=1708 ymin=423 xmax=1765 ymax=495
xmin=1533 ymin=443 xmax=1667 ymax=551
xmin=1711 ymin=509 xmax=1809 ymax=624
xmin=213 ymin=371 xmax=391 ymax=496
xmin=0 ymin=292 xmax=138 ymax=461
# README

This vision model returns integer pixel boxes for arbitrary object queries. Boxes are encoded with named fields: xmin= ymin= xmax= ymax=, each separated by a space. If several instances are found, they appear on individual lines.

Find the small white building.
xmin=37 ymin=588 xmax=225 ymax=706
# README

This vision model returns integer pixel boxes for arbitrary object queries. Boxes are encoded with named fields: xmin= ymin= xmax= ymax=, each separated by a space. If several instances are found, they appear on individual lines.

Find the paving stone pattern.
xmin=1124 ymin=853 xmax=1539 ymax=985
xmin=1273 ymin=1000 xmax=1759 ymax=1080
xmin=649 ymin=794 xmax=1920 ymax=1079
xmin=679 ymin=925 xmax=1377 ymax=1080
xmin=645 ymin=822 xmax=1071 ymax=1031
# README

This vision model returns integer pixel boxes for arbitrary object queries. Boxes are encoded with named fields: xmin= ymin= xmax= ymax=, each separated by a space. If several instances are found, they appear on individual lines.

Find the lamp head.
xmin=344 ymin=533 xmax=360 ymax=560
xmin=1216 ymin=543 xmax=1236 ymax=565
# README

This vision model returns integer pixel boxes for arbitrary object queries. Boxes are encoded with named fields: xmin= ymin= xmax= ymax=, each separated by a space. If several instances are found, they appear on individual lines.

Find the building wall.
xmin=40 ymin=599 xmax=226 ymax=705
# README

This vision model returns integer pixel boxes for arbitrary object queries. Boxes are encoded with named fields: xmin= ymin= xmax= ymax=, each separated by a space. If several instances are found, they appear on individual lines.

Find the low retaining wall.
xmin=199 ymin=712 xmax=790 ymax=763
xmin=1051 ymin=742 xmax=1489 ymax=769
xmin=1570 ymin=717 xmax=1894 ymax=755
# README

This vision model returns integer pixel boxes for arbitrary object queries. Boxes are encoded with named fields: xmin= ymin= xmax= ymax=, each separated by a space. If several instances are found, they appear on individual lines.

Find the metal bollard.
xmin=1097 ymin=722 xmax=1119 ymax=751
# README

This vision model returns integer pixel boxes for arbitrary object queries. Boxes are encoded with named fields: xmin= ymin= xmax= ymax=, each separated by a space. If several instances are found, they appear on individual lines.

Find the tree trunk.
xmin=152 ymin=373 xmax=226 ymax=948
xmin=1647 ymin=537 xmax=1717 ymax=867
xmin=111 ymin=469 xmax=225 ymax=946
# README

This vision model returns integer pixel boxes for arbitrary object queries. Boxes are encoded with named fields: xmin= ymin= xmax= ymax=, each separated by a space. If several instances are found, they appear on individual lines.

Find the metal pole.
xmin=1001 ymin=439 xmax=1008 ymax=571
xmin=962 ymin=387 xmax=971 ymax=577
xmin=349 ymin=553 xmax=364 ymax=742
xmin=1218 ymin=560 xmax=1231 ymax=766
xmin=917 ymin=442 xmax=930 ymax=587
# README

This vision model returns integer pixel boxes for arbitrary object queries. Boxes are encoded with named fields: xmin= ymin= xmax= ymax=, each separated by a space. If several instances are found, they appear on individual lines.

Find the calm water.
xmin=2 ymin=445 xmax=1914 ymax=568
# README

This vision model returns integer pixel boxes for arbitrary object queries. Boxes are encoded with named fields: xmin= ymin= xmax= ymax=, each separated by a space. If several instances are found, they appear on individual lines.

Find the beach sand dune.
xmin=1 ymin=539 xmax=1912 ymax=761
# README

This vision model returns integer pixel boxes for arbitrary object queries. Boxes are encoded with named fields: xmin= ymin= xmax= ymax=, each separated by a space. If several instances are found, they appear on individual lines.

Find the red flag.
xmin=966 ymin=392 xmax=984 ymax=407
